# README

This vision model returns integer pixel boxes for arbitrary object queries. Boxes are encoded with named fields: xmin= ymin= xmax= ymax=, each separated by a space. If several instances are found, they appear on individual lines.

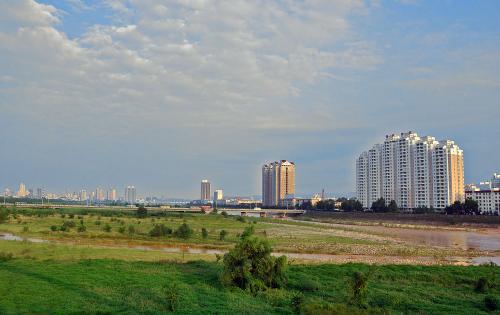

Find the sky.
xmin=1 ymin=0 xmax=499 ymax=198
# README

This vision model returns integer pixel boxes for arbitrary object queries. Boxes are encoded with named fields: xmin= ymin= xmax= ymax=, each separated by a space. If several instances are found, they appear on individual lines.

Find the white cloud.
xmin=0 ymin=0 xmax=380 ymax=134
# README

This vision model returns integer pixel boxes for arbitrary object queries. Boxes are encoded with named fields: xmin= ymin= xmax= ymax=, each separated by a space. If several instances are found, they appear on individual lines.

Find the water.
xmin=0 ymin=233 xmax=48 ymax=243
xmin=303 ymin=222 xmax=500 ymax=251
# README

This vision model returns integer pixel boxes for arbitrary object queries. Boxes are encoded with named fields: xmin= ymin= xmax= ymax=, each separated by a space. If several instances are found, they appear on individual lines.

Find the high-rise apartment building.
xmin=79 ymin=189 xmax=88 ymax=201
xmin=108 ymin=188 xmax=117 ymax=201
xmin=262 ymin=160 xmax=295 ymax=207
xmin=95 ymin=187 xmax=105 ymax=201
xmin=492 ymin=173 xmax=500 ymax=189
xmin=356 ymin=132 xmax=464 ymax=210
xmin=36 ymin=188 xmax=43 ymax=199
xmin=201 ymin=180 xmax=211 ymax=201
xmin=213 ymin=189 xmax=223 ymax=201
xmin=16 ymin=182 xmax=27 ymax=198
xmin=125 ymin=186 xmax=136 ymax=204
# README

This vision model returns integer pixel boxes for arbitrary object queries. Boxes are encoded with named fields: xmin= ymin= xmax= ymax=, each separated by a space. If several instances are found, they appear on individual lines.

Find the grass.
xmin=0 ymin=258 xmax=498 ymax=314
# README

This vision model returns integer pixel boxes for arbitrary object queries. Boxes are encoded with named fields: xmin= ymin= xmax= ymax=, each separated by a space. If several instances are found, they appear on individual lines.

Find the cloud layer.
xmin=1 ymin=0 xmax=499 ymax=197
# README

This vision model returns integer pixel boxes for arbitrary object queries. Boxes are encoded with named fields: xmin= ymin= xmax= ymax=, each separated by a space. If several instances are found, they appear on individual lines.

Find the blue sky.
xmin=1 ymin=0 xmax=499 ymax=198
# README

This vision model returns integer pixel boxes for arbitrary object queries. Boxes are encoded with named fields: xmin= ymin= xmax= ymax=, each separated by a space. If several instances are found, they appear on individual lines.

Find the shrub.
xmin=103 ymin=224 xmax=112 ymax=232
xmin=60 ymin=214 xmax=66 ymax=218
xmin=0 ymin=208 xmax=8 ymax=224
xmin=50 ymin=225 xmax=58 ymax=231
xmin=22 ymin=226 xmax=29 ymax=232
xmin=221 ymin=234 xmax=288 ymax=292
xmin=237 ymin=216 xmax=246 ymax=223
xmin=63 ymin=221 xmax=76 ymax=228
xmin=485 ymin=295 xmax=499 ymax=311
xmin=149 ymin=224 xmax=173 ymax=237
xmin=77 ymin=225 xmax=86 ymax=233
xmin=68 ymin=214 xmax=75 ymax=219
xmin=164 ymin=283 xmax=181 ymax=312
xmin=95 ymin=220 xmax=101 ymax=225
xmin=291 ymin=292 xmax=305 ymax=314
xmin=219 ymin=230 xmax=228 ymax=241
xmin=201 ymin=227 xmax=208 ymax=239
xmin=59 ymin=225 xmax=68 ymax=232
xmin=475 ymin=277 xmax=490 ymax=293
xmin=0 ymin=252 xmax=14 ymax=262
xmin=174 ymin=223 xmax=193 ymax=239
xmin=221 ymin=211 xmax=228 ymax=217
xmin=350 ymin=271 xmax=369 ymax=306
xmin=240 ymin=225 xmax=255 ymax=239
xmin=118 ymin=226 xmax=126 ymax=234
xmin=137 ymin=205 xmax=147 ymax=218
xmin=128 ymin=225 xmax=136 ymax=234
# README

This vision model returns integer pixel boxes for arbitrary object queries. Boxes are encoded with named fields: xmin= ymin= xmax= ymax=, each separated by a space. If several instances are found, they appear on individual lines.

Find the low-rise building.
xmin=465 ymin=185 xmax=500 ymax=214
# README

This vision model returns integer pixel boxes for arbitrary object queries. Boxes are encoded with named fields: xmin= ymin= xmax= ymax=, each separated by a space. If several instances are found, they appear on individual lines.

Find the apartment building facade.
xmin=262 ymin=160 xmax=295 ymax=207
xmin=356 ymin=132 xmax=464 ymax=210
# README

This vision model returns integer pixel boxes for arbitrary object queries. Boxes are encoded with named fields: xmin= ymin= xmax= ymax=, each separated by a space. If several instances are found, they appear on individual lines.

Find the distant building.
xmin=201 ymin=180 xmax=211 ymax=201
xmin=16 ymin=182 xmax=27 ymax=198
xmin=79 ymin=190 xmax=88 ymax=201
xmin=356 ymin=132 xmax=464 ymax=210
xmin=125 ymin=186 xmax=136 ymax=204
xmin=465 ymin=186 xmax=500 ymax=214
xmin=36 ymin=188 xmax=43 ymax=199
xmin=492 ymin=173 xmax=500 ymax=189
xmin=213 ymin=189 xmax=223 ymax=201
xmin=108 ymin=188 xmax=117 ymax=201
xmin=262 ymin=160 xmax=296 ymax=207
xmin=95 ymin=187 xmax=105 ymax=201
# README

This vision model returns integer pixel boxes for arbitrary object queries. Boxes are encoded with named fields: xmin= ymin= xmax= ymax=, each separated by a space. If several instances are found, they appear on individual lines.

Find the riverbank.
xmin=300 ymin=211 xmax=500 ymax=227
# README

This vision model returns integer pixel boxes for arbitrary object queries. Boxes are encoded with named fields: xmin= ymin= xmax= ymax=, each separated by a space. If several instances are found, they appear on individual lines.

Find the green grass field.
xmin=1 ymin=207 xmax=499 ymax=314
xmin=0 ymin=258 xmax=498 ymax=314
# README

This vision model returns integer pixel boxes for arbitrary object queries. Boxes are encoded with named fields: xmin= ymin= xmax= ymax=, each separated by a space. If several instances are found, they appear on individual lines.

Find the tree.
xmin=174 ymin=223 xmax=193 ymax=239
xmin=341 ymin=198 xmax=364 ymax=212
xmin=464 ymin=198 xmax=480 ymax=215
xmin=445 ymin=201 xmax=464 ymax=215
xmin=136 ymin=205 xmax=147 ymax=218
xmin=0 ymin=207 xmax=8 ymax=224
xmin=219 ymin=230 xmax=228 ymax=240
xmin=201 ymin=227 xmax=208 ymax=239
xmin=149 ymin=224 xmax=172 ymax=237
xmin=221 ymin=229 xmax=287 ymax=292
xmin=371 ymin=197 xmax=387 ymax=212
xmin=387 ymin=200 xmax=399 ymax=213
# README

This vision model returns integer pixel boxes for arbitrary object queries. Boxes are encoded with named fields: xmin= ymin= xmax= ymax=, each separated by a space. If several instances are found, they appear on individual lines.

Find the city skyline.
xmin=1 ymin=1 xmax=499 ymax=198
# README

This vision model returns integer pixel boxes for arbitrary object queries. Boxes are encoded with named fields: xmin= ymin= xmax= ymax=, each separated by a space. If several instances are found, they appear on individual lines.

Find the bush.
xmin=149 ymin=224 xmax=173 ymax=237
xmin=137 ymin=205 xmax=147 ymax=218
xmin=59 ymin=225 xmax=68 ymax=232
xmin=103 ymin=224 xmax=112 ymax=232
xmin=0 ymin=252 xmax=14 ymax=262
xmin=68 ymin=214 xmax=75 ymax=219
xmin=485 ymin=295 xmax=499 ymax=311
xmin=164 ymin=283 xmax=180 ymax=312
xmin=128 ymin=225 xmax=136 ymax=234
xmin=237 ymin=216 xmax=246 ymax=223
xmin=475 ymin=277 xmax=490 ymax=293
xmin=22 ymin=226 xmax=29 ymax=232
xmin=221 ymin=211 xmax=228 ymax=217
xmin=291 ymin=292 xmax=305 ymax=314
xmin=77 ymin=225 xmax=86 ymax=233
xmin=0 ymin=208 xmax=8 ymax=224
xmin=350 ymin=271 xmax=369 ymax=306
xmin=221 ymin=234 xmax=288 ymax=292
xmin=118 ymin=226 xmax=126 ymax=234
xmin=95 ymin=220 xmax=101 ymax=225
xmin=174 ymin=223 xmax=193 ymax=239
xmin=50 ymin=225 xmax=58 ymax=231
xmin=219 ymin=230 xmax=228 ymax=241
xmin=63 ymin=221 xmax=76 ymax=228
xmin=201 ymin=228 xmax=208 ymax=239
